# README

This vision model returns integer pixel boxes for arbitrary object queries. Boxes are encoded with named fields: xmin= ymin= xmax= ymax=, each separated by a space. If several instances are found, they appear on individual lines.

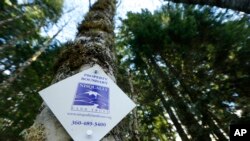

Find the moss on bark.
xmin=24 ymin=0 xmax=119 ymax=140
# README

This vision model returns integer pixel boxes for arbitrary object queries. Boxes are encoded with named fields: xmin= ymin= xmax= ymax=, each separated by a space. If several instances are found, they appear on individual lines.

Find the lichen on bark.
xmin=23 ymin=123 xmax=46 ymax=141
xmin=53 ymin=0 xmax=117 ymax=81
xmin=24 ymin=0 xmax=123 ymax=140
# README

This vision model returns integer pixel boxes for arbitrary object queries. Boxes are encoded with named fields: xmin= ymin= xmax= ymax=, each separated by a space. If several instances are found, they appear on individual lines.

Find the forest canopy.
xmin=116 ymin=4 xmax=250 ymax=140
xmin=0 ymin=0 xmax=64 ymax=140
xmin=0 ymin=0 xmax=249 ymax=140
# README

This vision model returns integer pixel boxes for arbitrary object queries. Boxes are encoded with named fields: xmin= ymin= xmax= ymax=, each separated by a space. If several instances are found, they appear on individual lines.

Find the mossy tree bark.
xmin=24 ymin=0 xmax=123 ymax=140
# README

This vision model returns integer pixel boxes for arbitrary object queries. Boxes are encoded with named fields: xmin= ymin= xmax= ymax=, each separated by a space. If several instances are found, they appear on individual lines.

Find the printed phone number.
xmin=72 ymin=120 xmax=106 ymax=127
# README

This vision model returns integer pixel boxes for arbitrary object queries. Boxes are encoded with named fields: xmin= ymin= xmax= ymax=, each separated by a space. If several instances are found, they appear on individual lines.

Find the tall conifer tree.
xmin=24 ymin=0 xmax=121 ymax=140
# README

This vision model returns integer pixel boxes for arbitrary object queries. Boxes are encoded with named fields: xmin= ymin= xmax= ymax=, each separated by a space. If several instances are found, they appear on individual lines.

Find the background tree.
xmin=0 ymin=0 xmax=64 ymax=140
xmin=0 ymin=0 xmax=63 ymax=51
xmin=117 ymin=3 xmax=249 ymax=140
xmin=24 ymin=0 xmax=127 ymax=140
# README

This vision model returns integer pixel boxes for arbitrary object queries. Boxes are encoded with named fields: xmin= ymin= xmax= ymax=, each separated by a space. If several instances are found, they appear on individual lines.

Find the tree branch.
xmin=164 ymin=0 xmax=250 ymax=13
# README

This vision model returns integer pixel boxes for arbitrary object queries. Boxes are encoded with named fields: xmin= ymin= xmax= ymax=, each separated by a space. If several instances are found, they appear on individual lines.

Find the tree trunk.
xmin=148 ymin=57 xmax=211 ymax=141
xmin=148 ymin=74 xmax=189 ymax=141
xmin=0 ymin=22 xmax=67 ymax=94
xmin=0 ymin=15 xmax=24 ymax=26
xmin=23 ymin=0 xmax=122 ymax=140
xmin=159 ymin=53 xmax=229 ymax=140
xmin=164 ymin=0 xmax=250 ymax=14
xmin=128 ymin=72 xmax=140 ymax=141
xmin=136 ymin=53 xmax=208 ymax=140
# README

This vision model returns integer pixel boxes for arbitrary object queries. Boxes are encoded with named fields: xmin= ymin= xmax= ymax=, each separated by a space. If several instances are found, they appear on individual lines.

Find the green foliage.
xmin=0 ymin=42 xmax=63 ymax=140
xmin=117 ymin=3 xmax=250 ymax=140
xmin=0 ymin=0 xmax=64 ymax=140
xmin=0 ymin=0 xmax=64 ymax=48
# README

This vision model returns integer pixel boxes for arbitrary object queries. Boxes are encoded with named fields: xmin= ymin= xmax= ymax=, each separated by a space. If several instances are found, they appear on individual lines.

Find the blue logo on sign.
xmin=72 ymin=83 xmax=109 ymax=113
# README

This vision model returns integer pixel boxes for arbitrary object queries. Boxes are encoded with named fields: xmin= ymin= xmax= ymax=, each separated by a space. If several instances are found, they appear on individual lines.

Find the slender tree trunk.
xmin=23 ymin=0 xmax=122 ymax=140
xmin=0 ymin=22 xmax=67 ymax=94
xmin=148 ymin=74 xmax=189 ymax=141
xmin=165 ymin=0 xmax=250 ymax=14
xmin=210 ymin=111 xmax=229 ymax=134
xmin=159 ymin=54 xmax=229 ymax=140
xmin=199 ymin=106 xmax=228 ymax=140
xmin=147 ymin=57 xmax=211 ymax=141
xmin=0 ymin=15 xmax=24 ymax=26
xmin=128 ymin=72 xmax=140 ymax=141
xmin=136 ymin=53 xmax=204 ymax=140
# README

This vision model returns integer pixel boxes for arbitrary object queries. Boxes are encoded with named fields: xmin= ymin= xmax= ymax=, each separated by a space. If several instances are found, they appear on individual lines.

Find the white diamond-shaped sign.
xmin=39 ymin=64 xmax=136 ymax=141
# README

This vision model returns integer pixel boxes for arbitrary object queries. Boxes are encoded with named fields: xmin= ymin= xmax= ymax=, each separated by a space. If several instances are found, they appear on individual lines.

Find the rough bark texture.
xmin=23 ymin=0 xmax=122 ymax=140
xmin=165 ymin=0 xmax=250 ymax=13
